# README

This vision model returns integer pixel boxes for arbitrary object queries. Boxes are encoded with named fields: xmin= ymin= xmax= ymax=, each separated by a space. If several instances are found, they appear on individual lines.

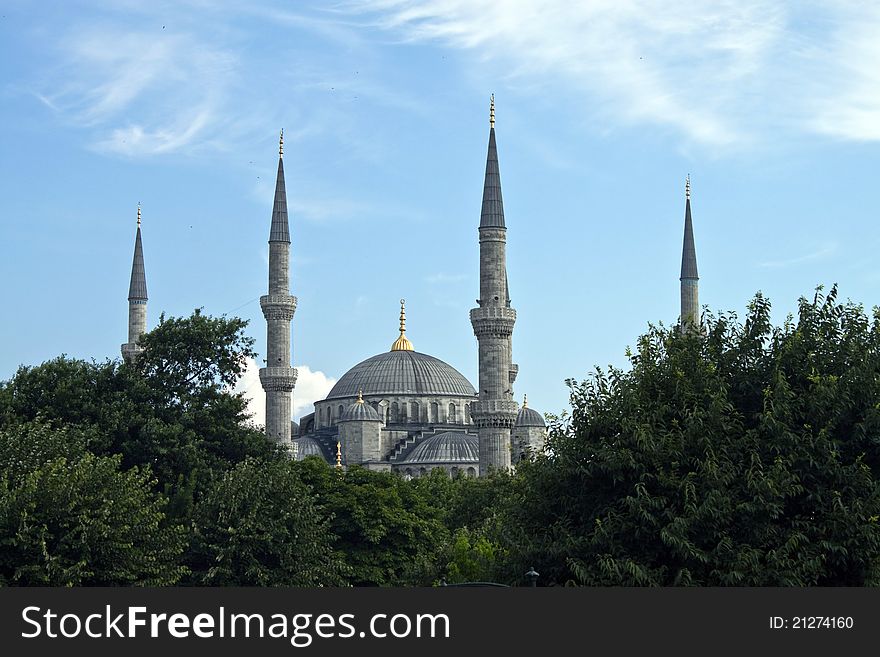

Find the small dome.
xmin=294 ymin=436 xmax=325 ymax=461
xmin=516 ymin=406 xmax=545 ymax=427
xmin=340 ymin=397 xmax=381 ymax=422
xmin=402 ymin=432 xmax=478 ymax=464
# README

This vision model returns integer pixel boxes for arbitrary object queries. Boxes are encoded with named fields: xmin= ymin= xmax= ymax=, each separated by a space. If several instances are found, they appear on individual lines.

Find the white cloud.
xmin=806 ymin=6 xmax=880 ymax=141
xmin=233 ymin=358 xmax=337 ymax=427
xmin=426 ymin=272 xmax=468 ymax=284
xmin=757 ymin=243 xmax=838 ymax=269
xmin=43 ymin=27 xmax=236 ymax=155
xmin=356 ymin=0 xmax=784 ymax=147
xmin=292 ymin=365 xmax=338 ymax=420
xmin=355 ymin=0 xmax=880 ymax=145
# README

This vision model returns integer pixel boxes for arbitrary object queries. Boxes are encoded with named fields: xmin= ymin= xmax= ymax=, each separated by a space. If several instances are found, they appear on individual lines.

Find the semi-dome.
xmin=401 ymin=432 xmax=479 ymax=464
xmin=340 ymin=393 xmax=382 ymax=422
xmin=326 ymin=350 xmax=476 ymax=400
xmin=516 ymin=395 xmax=545 ymax=427
xmin=293 ymin=436 xmax=324 ymax=460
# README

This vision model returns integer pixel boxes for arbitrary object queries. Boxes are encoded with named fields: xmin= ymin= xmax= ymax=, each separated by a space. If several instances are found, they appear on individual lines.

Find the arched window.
xmin=430 ymin=401 xmax=439 ymax=424
xmin=464 ymin=403 xmax=470 ymax=423
xmin=324 ymin=406 xmax=331 ymax=426
xmin=411 ymin=401 xmax=420 ymax=423
xmin=448 ymin=403 xmax=457 ymax=423
xmin=338 ymin=404 xmax=344 ymax=420
xmin=418 ymin=467 xmax=427 ymax=477
xmin=450 ymin=466 xmax=459 ymax=477
xmin=466 ymin=467 xmax=476 ymax=477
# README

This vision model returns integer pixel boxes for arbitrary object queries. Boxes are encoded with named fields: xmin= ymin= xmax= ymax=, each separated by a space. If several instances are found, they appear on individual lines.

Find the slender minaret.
xmin=121 ymin=205 xmax=147 ymax=361
xmin=259 ymin=130 xmax=298 ymax=447
xmin=470 ymin=95 xmax=519 ymax=476
xmin=680 ymin=175 xmax=700 ymax=330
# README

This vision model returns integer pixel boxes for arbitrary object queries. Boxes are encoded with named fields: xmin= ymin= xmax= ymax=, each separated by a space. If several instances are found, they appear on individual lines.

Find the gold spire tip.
xmin=279 ymin=128 xmax=284 ymax=157
xmin=489 ymin=94 xmax=495 ymax=128
xmin=523 ymin=394 xmax=528 ymax=408
xmin=137 ymin=203 xmax=141 ymax=227
xmin=335 ymin=441 xmax=342 ymax=468
xmin=357 ymin=389 xmax=364 ymax=403
xmin=685 ymin=174 xmax=691 ymax=200
xmin=390 ymin=298 xmax=414 ymax=351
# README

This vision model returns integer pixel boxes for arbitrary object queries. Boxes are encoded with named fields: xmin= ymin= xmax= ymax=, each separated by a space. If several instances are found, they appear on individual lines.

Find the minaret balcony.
xmin=470 ymin=399 xmax=519 ymax=428
xmin=260 ymin=294 xmax=297 ymax=321
xmin=259 ymin=366 xmax=298 ymax=392
xmin=470 ymin=306 xmax=516 ymax=337
xmin=120 ymin=343 xmax=144 ymax=361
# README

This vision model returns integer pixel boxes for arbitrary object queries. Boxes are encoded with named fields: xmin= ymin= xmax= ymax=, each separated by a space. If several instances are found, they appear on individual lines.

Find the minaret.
xmin=680 ymin=175 xmax=700 ymax=330
xmin=121 ymin=204 xmax=147 ymax=361
xmin=470 ymin=95 xmax=519 ymax=476
xmin=259 ymin=130 xmax=298 ymax=447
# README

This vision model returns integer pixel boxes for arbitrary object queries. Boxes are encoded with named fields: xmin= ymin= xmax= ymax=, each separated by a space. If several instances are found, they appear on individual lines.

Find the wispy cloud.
xmin=425 ymin=272 xmax=467 ymax=284
xmin=757 ymin=243 xmax=838 ymax=269
xmin=806 ymin=5 xmax=880 ymax=141
xmin=41 ymin=27 xmax=235 ymax=155
xmin=354 ymin=0 xmax=880 ymax=146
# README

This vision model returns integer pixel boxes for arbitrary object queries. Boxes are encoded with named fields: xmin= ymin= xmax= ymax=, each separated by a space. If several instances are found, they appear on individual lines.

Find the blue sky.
xmin=2 ymin=0 xmax=879 ymax=422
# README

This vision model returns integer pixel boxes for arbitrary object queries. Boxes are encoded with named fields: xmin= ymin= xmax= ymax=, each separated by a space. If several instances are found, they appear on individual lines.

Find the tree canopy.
xmin=3 ymin=289 xmax=879 ymax=587
xmin=499 ymin=287 xmax=880 ymax=585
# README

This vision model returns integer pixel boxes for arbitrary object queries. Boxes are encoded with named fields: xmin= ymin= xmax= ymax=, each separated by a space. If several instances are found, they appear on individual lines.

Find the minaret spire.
xmin=470 ymin=96 xmax=519 ymax=476
xmin=260 ymin=131 xmax=298 ymax=447
xmin=680 ymin=174 xmax=700 ymax=330
xmin=122 ymin=204 xmax=148 ymax=361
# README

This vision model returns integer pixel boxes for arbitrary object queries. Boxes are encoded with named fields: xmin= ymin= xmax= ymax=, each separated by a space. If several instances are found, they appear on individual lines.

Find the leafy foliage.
xmin=293 ymin=459 xmax=451 ymax=586
xmin=189 ymin=458 xmax=347 ymax=586
xmin=501 ymin=287 xmax=880 ymax=585
xmin=0 ymin=422 xmax=187 ymax=586
xmin=0 ymin=311 xmax=276 ymax=516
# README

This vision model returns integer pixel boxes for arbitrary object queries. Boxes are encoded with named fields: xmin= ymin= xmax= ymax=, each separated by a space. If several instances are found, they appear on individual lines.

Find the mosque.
xmin=121 ymin=98 xmax=700 ymax=477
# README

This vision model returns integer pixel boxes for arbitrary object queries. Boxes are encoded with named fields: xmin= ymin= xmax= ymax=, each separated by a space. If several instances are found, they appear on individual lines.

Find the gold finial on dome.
xmin=335 ymin=441 xmax=342 ymax=469
xmin=489 ymin=94 xmax=495 ymax=128
xmin=390 ymin=298 xmax=414 ymax=352
xmin=137 ymin=203 xmax=141 ymax=227
xmin=685 ymin=174 xmax=690 ymax=200
xmin=357 ymin=388 xmax=364 ymax=403
xmin=523 ymin=394 xmax=528 ymax=408
xmin=279 ymin=128 xmax=284 ymax=157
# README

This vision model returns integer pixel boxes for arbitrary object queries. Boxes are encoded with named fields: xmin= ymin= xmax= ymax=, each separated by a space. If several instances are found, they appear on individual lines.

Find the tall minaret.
xmin=469 ymin=95 xmax=519 ymax=476
xmin=121 ymin=205 xmax=147 ymax=361
xmin=680 ymin=175 xmax=700 ymax=330
xmin=259 ymin=130 xmax=298 ymax=446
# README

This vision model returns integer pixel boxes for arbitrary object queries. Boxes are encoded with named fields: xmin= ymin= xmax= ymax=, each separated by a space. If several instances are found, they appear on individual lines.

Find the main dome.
xmin=326 ymin=350 xmax=476 ymax=400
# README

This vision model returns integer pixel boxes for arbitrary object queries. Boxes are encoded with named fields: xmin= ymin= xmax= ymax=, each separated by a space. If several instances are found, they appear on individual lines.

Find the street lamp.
xmin=525 ymin=567 xmax=539 ymax=587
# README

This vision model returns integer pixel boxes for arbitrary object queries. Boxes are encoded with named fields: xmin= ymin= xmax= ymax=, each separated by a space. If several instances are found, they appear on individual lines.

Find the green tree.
xmin=189 ymin=457 xmax=347 ymax=586
xmin=294 ymin=458 xmax=450 ymax=586
xmin=0 ymin=422 xmax=187 ymax=586
xmin=502 ymin=287 xmax=880 ymax=586
xmin=0 ymin=310 xmax=278 ymax=517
